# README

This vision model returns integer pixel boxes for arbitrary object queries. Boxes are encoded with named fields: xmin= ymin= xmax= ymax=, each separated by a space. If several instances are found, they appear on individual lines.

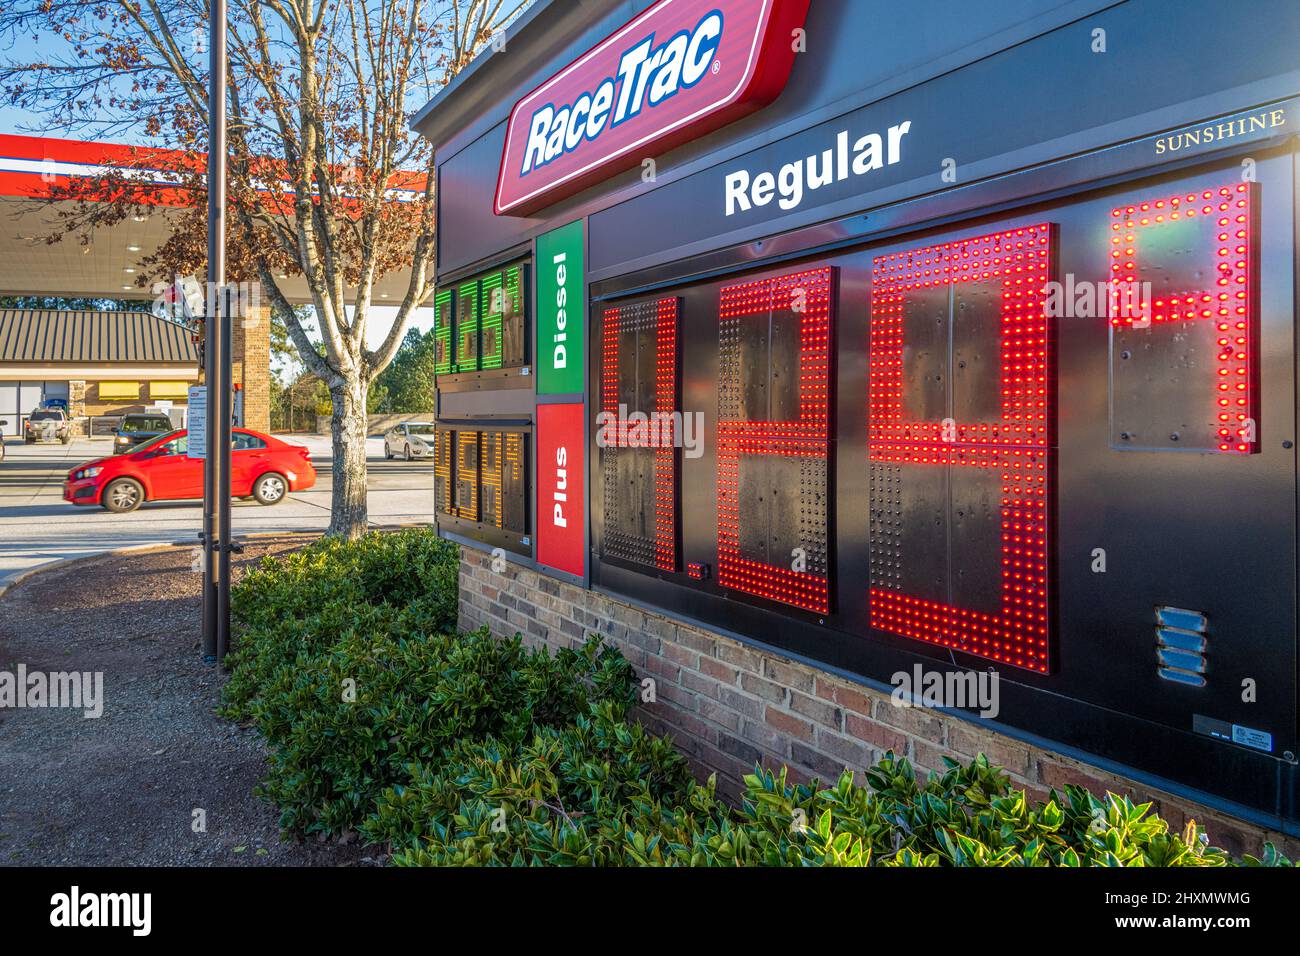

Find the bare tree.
xmin=0 ymin=0 xmax=528 ymax=536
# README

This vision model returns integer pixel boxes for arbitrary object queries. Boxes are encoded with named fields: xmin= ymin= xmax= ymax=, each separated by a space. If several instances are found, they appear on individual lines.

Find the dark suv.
xmin=113 ymin=413 xmax=175 ymax=454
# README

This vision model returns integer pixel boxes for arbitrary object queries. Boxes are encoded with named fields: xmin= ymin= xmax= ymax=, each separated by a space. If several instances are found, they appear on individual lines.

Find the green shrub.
xmin=231 ymin=527 xmax=458 ymax=634
xmin=248 ymin=628 xmax=637 ymax=834
xmin=378 ymin=732 xmax=1293 ymax=867
xmin=222 ymin=529 xmax=458 ymax=720
xmin=365 ymin=702 xmax=700 ymax=863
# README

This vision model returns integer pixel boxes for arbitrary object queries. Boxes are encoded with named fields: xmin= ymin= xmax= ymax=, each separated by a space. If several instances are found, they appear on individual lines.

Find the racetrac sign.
xmin=494 ymin=0 xmax=811 ymax=217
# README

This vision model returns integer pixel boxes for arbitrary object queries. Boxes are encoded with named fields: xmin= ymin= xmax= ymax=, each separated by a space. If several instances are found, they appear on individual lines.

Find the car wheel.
xmin=102 ymin=478 xmax=144 ymax=513
xmin=253 ymin=472 xmax=288 ymax=505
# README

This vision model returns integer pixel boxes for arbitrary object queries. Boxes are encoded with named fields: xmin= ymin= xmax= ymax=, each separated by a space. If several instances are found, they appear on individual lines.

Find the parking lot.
xmin=0 ymin=433 xmax=435 ymax=586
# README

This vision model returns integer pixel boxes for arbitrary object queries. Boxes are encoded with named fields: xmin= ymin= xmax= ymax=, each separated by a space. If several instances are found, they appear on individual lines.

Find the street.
xmin=0 ymin=434 xmax=435 ymax=586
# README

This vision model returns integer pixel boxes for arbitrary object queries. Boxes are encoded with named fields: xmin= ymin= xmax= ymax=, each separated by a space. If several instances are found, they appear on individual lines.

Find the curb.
xmin=0 ymin=529 xmax=326 ymax=603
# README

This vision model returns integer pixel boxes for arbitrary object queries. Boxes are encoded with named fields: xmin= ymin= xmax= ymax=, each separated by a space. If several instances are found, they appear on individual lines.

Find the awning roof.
xmin=0 ymin=309 xmax=198 ymax=364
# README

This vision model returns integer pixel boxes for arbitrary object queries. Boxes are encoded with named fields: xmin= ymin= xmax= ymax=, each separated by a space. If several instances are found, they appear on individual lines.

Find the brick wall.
xmin=458 ymin=546 xmax=1299 ymax=860
xmin=233 ymin=306 xmax=271 ymax=433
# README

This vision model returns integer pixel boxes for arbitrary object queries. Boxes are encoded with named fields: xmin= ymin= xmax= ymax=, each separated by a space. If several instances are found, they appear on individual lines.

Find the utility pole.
xmin=201 ymin=0 xmax=230 ymax=663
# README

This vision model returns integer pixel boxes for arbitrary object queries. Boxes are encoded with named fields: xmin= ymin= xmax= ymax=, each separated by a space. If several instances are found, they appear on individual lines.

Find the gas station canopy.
xmin=0 ymin=133 xmax=419 ymax=304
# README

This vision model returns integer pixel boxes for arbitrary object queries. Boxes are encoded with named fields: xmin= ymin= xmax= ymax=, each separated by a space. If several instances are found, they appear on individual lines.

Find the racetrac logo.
xmin=494 ymin=0 xmax=811 ymax=216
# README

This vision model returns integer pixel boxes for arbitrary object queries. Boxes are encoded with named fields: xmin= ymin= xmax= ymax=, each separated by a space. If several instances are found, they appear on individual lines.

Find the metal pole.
xmin=216 ymin=286 xmax=233 ymax=660
xmin=202 ymin=0 xmax=227 ymax=662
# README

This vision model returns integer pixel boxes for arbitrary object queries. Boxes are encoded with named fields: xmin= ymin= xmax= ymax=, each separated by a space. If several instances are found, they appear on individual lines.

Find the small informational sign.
xmin=187 ymin=385 xmax=206 ymax=459
xmin=535 ymin=402 xmax=585 ymax=577
xmin=536 ymin=220 xmax=585 ymax=395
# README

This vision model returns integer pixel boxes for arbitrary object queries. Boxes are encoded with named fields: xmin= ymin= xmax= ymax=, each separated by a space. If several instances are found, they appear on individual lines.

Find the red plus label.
xmin=536 ymin=402 xmax=586 ymax=577
xmin=494 ymin=0 xmax=810 ymax=217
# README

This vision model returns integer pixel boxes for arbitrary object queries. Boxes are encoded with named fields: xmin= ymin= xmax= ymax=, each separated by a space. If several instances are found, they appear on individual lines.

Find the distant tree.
xmin=369 ymin=326 xmax=437 ymax=413
xmin=0 ymin=296 xmax=145 ymax=311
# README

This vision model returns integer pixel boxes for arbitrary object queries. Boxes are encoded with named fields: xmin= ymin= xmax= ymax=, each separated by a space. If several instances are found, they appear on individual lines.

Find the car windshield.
xmin=142 ymin=430 xmax=184 ymax=452
xmin=122 ymin=416 xmax=172 ymax=432
xmin=30 ymin=411 xmax=62 ymax=421
xmin=407 ymin=424 xmax=435 ymax=435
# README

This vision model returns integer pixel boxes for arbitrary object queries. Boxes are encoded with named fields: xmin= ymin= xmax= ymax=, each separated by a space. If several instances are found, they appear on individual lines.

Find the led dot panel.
xmin=433 ymin=289 xmax=454 ymax=376
xmin=481 ymin=430 xmax=528 ymax=533
xmin=1109 ymin=182 xmax=1256 ymax=453
xmin=454 ymin=430 xmax=480 ymax=520
xmin=433 ymin=427 xmax=455 ymax=515
xmin=480 ymin=264 xmax=526 ymax=370
xmin=455 ymin=280 xmax=480 ymax=373
xmin=717 ymin=266 xmax=834 ymax=614
xmin=869 ymin=225 xmax=1053 ymax=672
xmin=600 ymin=296 xmax=680 ymax=571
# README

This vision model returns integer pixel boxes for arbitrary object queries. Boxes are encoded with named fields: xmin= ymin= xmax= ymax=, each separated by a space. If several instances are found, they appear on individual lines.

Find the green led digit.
xmin=433 ymin=288 xmax=454 ymax=376
xmin=456 ymin=280 xmax=480 ymax=372
xmin=480 ymin=272 xmax=504 ymax=370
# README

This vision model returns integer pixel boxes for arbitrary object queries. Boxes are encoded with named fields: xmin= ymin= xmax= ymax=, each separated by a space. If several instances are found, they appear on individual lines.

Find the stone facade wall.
xmin=233 ymin=307 xmax=271 ymax=433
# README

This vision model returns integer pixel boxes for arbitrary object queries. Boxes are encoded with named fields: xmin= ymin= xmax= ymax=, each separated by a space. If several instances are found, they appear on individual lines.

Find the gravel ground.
xmin=0 ymin=534 xmax=378 ymax=867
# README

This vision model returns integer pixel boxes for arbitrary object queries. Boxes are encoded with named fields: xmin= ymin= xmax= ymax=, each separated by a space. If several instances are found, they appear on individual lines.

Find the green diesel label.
xmin=536 ymin=220 xmax=584 ymax=395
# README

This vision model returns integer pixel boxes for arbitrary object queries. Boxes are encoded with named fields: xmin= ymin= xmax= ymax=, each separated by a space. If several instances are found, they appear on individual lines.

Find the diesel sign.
xmin=536 ymin=220 xmax=585 ymax=395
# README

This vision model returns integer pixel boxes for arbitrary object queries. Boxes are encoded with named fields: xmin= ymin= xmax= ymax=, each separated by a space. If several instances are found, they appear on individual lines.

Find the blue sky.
xmin=0 ymin=26 xmax=155 ymax=141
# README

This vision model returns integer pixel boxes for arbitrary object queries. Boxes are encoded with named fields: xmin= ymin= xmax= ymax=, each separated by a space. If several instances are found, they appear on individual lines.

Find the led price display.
xmin=481 ymin=430 xmax=528 ymax=533
xmin=436 ymin=427 xmax=529 ymax=537
xmin=599 ymin=296 xmax=680 ymax=571
xmin=480 ymin=264 xmax=528 ymax=371
xmin=716 ymin=267 xmax=834 ymax=614
xmin=1109 ymin=181 xmax=1256 ymax=453
xmin=433 ymin=428 xmax=455 ymax=514
xmin=455 ymin=280 xmax=481 ymax=373
xmin=868 ymin=225 xmax=1053 ymax=672
xmin=433 ymin=288 xmax=454 ymax=376
xmin=589 ymin=174 xmax=1260 ymax=681
xmin=454 ymin=430 xmax=480 ymax=520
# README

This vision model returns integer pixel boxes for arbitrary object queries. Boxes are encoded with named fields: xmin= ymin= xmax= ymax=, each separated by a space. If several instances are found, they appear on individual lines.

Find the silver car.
xmin=384 ymin=421 xmax=436 ymax=460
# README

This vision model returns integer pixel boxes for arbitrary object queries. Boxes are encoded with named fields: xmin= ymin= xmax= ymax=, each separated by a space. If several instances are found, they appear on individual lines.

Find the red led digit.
xmin=601 ymin=296 xmax=679 ymax=570
xmin=717 ymin=266 xmax=834 ymax=614
xmin=1109 ymin=182 xmax=1256 ymax=453
xmin=869 ymin=225 xmax=1053 ymax=672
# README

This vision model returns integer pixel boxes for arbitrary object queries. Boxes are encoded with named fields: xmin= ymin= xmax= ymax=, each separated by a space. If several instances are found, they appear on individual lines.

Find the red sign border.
xmin=494 ymin=0 xmax=811 ymax=217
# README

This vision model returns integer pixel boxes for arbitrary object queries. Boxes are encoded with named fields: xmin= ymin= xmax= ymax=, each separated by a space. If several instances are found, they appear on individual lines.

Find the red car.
xmin=64 ymin=428 xmax=316 ymax=513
